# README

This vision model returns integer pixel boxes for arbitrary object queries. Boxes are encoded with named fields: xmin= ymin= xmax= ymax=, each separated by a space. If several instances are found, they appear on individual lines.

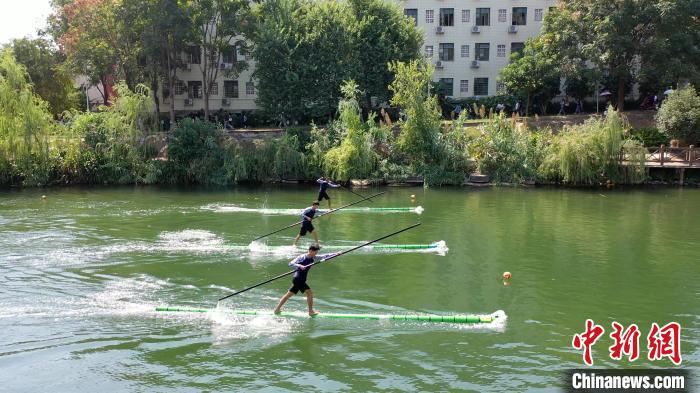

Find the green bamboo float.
xmin=155 ymin=307 xmax=499 ymax=324
xmin=320 ymin=206 xmax=424 ymax=214
xmin=369 ymin=244 xmax=436 ymax=249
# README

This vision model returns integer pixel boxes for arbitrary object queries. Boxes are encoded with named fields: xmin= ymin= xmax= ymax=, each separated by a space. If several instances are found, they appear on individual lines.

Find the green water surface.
xmin=0 ymin=186 xmax=698 ymax=392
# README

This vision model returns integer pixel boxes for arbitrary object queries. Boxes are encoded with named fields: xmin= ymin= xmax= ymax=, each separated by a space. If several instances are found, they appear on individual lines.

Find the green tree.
xmin=0 ymin=50 xmax=55 ymax=185
xmin=188 ymin=0 xmax=251 ymax=120
xmin=656 ymin=86 xmax=700 ymax=145
xmin=346 ymin=0 xmax=422 ymax=109
xmin=542 ymin=1 xmax=700 ymax=111
xmin=138 ymin=0 xmax=191 ymax=124
xmin=388 ymin=60 xmax=441 ymax=162
xmin=498 ymin=37 xmax=558 ymax=116
xmin=251 ymin=0 xmax=422 ymax=122
xmin=7 ymin=38 xmax=79 ymax=116
xmin=52 ymin=0 xmax=143 ymax=104
xmin=324 ymin=80 xmax=377 ymax=180
xmin=252 ymin=0 xmax=357 ymax=122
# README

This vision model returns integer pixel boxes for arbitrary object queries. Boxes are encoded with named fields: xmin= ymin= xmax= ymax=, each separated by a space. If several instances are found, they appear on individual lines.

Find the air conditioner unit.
xmin=185 ymin=63 xmax=192 ymax=70
xmin=471 ymin=60 xmax=480 ymax=68
xmin=471 ymin=26 xmax=481 ymax=33
xmin=224 ymin=63 xmax=233 ymax=70
xmin=435 ymin=61 xmax=443 ymax=69
xmin=508 ymin=25 xmax=518 ymax=33
xmin=184 ymin=98 xmax=193 ymax=106
xmin=435 ymin=26 xmax=444 ymax=34
xmin=222 ymin=98 xmax=231 ymax=106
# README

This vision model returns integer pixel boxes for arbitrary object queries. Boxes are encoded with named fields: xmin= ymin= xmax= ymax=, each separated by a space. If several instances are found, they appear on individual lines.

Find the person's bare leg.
xmin=274 ymin=291 xmax=295 ymax=313
xmin=311 ymin=230 xmax=319 ymax=247
xmin=327 ymin=199 xmax=332 ymax=209
xmin=306 ymin=289 xmax=319 ymax=316
xmin=292 ymin=234 xmax=301 ymax=247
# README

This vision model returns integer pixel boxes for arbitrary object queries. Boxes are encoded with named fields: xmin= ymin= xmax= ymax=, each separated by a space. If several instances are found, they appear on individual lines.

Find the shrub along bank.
xmin=1 ymin=53 xmax=651 ymax=188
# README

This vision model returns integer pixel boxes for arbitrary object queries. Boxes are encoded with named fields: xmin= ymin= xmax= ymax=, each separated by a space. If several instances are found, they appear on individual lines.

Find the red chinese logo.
xmin=647 ymin=322 xmax=682 ymax=365
xmin=609 ymin=322 xmax=640 ymax=361
xmin=572 ymin=320 xmax=682 ymax=366
xmin=572 ymin=319 xmax=605 ymax=366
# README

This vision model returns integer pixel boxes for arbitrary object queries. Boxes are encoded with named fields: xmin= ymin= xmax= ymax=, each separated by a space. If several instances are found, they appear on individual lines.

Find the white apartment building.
xmin=402 ymin=0 xmax=557 ymax=98
xmin=161 ymin=44 xmax=258 ymax=115
xmin=161 ymin=0 xmax=556 ymax=114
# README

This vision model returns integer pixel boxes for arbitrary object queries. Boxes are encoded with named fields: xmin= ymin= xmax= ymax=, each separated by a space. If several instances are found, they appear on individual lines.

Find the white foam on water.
xmin=37 ymin=232 xmax=446 ymax=267
xmin=207 ymin=284 xmax=237 ymax=292
xmin=0 ymin=274 xmax=167 ymax=319
xmin=247 ymin=241 xmax=299 ymax=256
xmin=432 ymin=240 xmax=449 ymax=256
xmin=202 ymin=204 xmax=424 ymax=215
xmin=202 ymin=204 xmax=301 ymax=215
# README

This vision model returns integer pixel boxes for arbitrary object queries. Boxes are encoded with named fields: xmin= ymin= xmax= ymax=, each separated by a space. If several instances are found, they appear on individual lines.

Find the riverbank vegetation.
xmin=1 ymin=49 xmax=651 ymax=188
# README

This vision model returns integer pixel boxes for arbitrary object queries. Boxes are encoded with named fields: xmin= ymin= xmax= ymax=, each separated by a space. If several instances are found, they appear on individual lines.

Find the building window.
xmin=497 ymin=45 xmax=506 ymax=58
xmin=188 ymin=81 xmax=203 ymax=98
xmin=425 ymin=9 xmax=434 ymax=24
xmin=224 ymin=80 xmax=239 ymax=98
xmin=460 ymin=80 xmax=469 ymax=94
xmin=474 ymin=78 xmax=489 ymax=96
xmin=535 ymin=9 xmax=544 ymax=22
xmin=460 ymin=45 xmax=470 ymax=58
xmin=497 ymin=82 xmax=505 ymax=95
xmin=404 ymin=9 xmax=418 ymax=25
xmin=174 ymin=80 xmax=187 ymax=96
xmin=513 ymin=7 xmax=527 ymax=25
xmin=511 ymin=42 xmax=525 ymax=58
xmin=475 ymin=43 xmax=490 ymax=61
xmin=476 ymin=8 xmax=490 ymax=26
xmin=208 ymin=82 xmax=218 ymax=96
xmin=222 ymin=46 xmax=237 ymax=64
xmin=498 ymin=9 xmax=507 ymax=23
xmin=461 ymin=9 xmax=470 ymax=23
xmin=246 ymin=81 xmax=255 ymax=96
xmin=186 ymin=46 xmax=201 ymax=64
xmin=439 ymin=43 xmax=454 ymax=61
xmin=439 ymin=78 xmax=454 ymax=96
xmin=439 ymin=8 xmax=454 ymax=26
xmin=425 ymin=45 xmax=433 ymax=57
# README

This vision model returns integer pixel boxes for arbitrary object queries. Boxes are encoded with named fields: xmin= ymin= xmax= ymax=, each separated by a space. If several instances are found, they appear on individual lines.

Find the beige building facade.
xmin=160 ymin=0 xmax=556 ymax=114
xmin=401 ymin=0 xmax=557 ymax=98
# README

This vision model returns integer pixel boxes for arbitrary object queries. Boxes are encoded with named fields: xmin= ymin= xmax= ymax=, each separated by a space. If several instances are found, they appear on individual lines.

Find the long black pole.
xmin=339 ymin=183 xmax=373 ymax=203
xmin=218 ymin=223 xmax=420 ymax=303
xmin=250 ymin=191 xmax=385 ymax=242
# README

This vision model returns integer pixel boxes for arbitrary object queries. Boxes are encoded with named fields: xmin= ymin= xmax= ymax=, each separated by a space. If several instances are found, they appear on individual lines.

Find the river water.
xmin=1 ymin=186 xmax=698 ymax=392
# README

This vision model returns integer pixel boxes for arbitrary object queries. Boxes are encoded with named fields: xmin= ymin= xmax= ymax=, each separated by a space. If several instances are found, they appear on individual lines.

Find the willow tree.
xmin=0 ymin=50 xmax=54 ymax=185
xmin=324 ymin=80 xmax=377 ymax=180
xmin=539 ymin=107 xmax=646 ymax=184
xmin=388 ymin=60 xmax=441 ymax=163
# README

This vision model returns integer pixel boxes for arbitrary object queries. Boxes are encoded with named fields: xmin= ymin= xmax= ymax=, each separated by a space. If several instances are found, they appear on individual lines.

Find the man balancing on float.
xmin=292 ymin=201 xmax=320 ymax=247
xmin=273 ymin=245 xmax=340 ymax=316
xmin=317 ymin=177 xmax=340 ymax=209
